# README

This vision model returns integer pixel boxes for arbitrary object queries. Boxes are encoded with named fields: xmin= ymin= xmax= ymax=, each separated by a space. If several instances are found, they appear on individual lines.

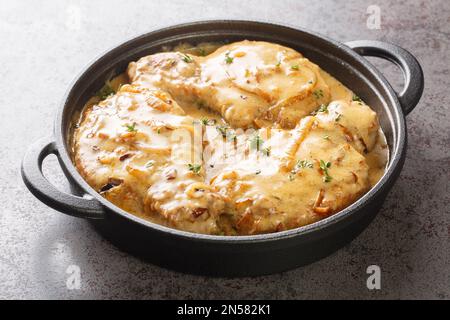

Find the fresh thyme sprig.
xmin=180 ymin=53 xmax=193 ymax=63
xmin=319 ymin=160 xmax=332 ymax=183
xmin=224 ymin=52 xmax=234 ymax=64
xmin=124 ymin=122 xmax=137 ymax=132
xmin=187 ymin=163 xmax=202 ymax=175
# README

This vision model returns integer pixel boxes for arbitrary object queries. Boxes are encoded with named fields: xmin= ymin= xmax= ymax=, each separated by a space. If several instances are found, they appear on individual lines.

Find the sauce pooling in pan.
xmin=72 ymin=41 xmax=388 ymax=235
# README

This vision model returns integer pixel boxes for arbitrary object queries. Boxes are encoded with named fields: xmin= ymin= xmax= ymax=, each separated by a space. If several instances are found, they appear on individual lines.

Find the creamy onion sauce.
xmin=71 ymin=41 xmax=388 ymax=235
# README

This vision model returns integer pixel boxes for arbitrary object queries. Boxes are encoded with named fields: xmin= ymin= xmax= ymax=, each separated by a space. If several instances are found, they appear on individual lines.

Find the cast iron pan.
xmin=21 ymin=20 xmax=424 ymax=276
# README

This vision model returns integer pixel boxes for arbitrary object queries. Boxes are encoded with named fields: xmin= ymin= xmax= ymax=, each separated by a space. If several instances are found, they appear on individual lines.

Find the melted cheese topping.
xmin=72 ymin=41 xmax=388 ymax=235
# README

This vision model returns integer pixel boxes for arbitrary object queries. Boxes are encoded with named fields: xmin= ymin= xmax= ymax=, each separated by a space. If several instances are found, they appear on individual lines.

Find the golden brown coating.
xmin=128 ymin=40 xmax=331 ymax=129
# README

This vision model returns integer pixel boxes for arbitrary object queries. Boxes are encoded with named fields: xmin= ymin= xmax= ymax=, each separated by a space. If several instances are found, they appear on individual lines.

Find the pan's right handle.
xmin=346 ymin=40 xmax=424 ymax=115
xmin=21 ymin=137 xmax=105 ymax=219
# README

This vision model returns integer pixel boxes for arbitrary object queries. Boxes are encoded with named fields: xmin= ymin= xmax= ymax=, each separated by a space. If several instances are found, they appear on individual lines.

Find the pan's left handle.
xmin=21 ymin=137 xmax=106 ymax=219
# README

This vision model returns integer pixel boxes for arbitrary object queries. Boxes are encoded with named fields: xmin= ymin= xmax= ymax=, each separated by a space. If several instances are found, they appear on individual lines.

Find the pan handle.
xmin=21 ymin=137 xmax=105 ymax=219
xmin=345 ymin=40 xmax=424 ymax=115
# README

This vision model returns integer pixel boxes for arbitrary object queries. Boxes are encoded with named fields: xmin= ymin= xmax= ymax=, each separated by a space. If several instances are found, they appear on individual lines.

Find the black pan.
xmin=21 ymin=20 xmax=424 ymax=276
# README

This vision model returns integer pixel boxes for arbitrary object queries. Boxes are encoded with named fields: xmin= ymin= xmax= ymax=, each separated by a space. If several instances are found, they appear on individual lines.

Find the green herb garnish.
xmin=262 ymin=147 xmax=271 ymax=157
xmin=319 ymin=160 xmax=332 ymax=183
xmin=124 ymin=122 xmax=137 ymax=132
xmin=97 ymin=81 xmax=115 ymax=100
xmin=352 ymin=94 xmax=362 ymax=102
xmin=200 ymin=118 xmax=216 ymax=126
xmin=289 ymin=159 xmax=313 ymax=181
xmin=225 ymin=52 xmax=234 ymax=64
xmin=313 ymin=89 xmax=324 ymax=99
xmin=291 ymin=65 xmax=300 ymax=70
xmin=145 ymin=160 xmax=155 ymax=168
xmin=187 ymin=163 xmax=202 ymax=175
xmin=166 ymin=58 xmax=176 ymax=66
xmin=249 ymin=134 xmax=264 ymax=151
xmin=216 ymin=125 xmax=236 ymax=141
xmin=317 ymin=104 xmax=328 ymax=113
xmin=180 ymin=53 xmax=193 ymax=63
xmin=216 ymin=125 xmax=229 ymax=138
xmin=335 ymin=113 xmax=342 ymax=122
xmin=296 ymin=160 xmax=313 ymax=169
xmin=227 ymin=132 xmax=237 ymax=141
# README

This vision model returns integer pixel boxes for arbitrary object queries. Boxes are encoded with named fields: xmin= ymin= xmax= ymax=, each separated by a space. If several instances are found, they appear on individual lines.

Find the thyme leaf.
xmin=187 ymin=163 xmax=202 ymax=175
xmin=319 ymin=160 xmax=332 ymax=183
xmin=97 ymin=81 xmax=115 ymax=100
xmin=225 ymin=52 xmax=234 ymax=64
xmin=249 ymin=134 xmax=264 ymax=151
xmin=180 ymin=53 xmax=193 ymax=63
xmin=313 ymin=89 xmax=324 ymax=99
xmin=124 ymin=122 xmax=137 ymax=132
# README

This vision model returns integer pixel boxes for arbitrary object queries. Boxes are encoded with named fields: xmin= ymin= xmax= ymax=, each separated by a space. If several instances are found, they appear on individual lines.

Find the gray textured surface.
xmin=1 ymin=0 xmax=449 ymax=299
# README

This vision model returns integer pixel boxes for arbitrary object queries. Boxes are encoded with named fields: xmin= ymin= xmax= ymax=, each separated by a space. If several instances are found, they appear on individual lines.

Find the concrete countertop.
xmin=1 ymin=0 xmax=448 ymax=299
